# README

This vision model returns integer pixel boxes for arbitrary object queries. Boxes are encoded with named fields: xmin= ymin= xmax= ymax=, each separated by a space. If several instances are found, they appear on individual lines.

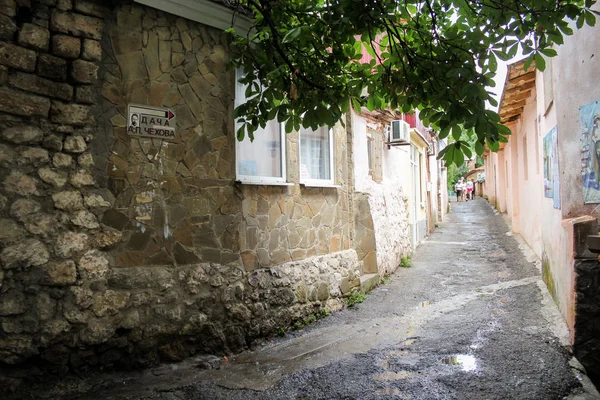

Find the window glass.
xmin=300 ymin=126 xmax=332 ymax=182
xmin=235 ymin=70 xmax=285 ymax=182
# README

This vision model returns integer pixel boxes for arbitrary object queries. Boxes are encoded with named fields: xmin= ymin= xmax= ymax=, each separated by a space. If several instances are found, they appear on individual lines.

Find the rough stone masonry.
xmin=0 ymin=0 xmax=371 ymax=376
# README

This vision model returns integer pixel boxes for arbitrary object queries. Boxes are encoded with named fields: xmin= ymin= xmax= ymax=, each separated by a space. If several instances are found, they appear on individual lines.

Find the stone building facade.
xmin=0 ymin=0 xmax=362 ymax=370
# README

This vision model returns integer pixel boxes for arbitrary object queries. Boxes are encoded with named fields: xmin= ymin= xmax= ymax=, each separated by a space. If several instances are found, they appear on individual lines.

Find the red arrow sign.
xmin=168 ymin=110 xmax=175 ymax=120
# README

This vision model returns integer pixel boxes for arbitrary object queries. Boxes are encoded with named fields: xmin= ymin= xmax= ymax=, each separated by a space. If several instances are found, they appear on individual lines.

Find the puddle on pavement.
xmin=440 ymin=354 xmax=477 ymax=372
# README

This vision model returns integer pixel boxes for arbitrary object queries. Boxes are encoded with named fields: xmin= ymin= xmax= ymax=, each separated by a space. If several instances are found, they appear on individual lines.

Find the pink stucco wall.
xmin=484 ymin=22 xmax=600 ymax=339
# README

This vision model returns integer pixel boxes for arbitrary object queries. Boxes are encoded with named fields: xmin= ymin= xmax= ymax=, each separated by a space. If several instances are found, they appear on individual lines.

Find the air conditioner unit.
xmin=390 ymin=120 xmax=410 ymax=143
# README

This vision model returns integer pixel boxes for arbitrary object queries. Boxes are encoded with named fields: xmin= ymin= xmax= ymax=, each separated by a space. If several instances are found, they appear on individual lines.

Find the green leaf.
xmin=523 ymin=54 xmax=535 ymax=71
xmin=540 ymin=48 xmax=558 ymax=57
xmin=352 ymin=97 xmax=362 ymax=113
xmin=453 ymin=146 xmax=464 ymax=166
xmin=236 ymin=125 xmax=245 ymax=141
xmin=282 ymin=27 xmax=302 ymax=43
xmin=463 ymin=145 xmax=473 ymax=160
xmin=535 ymin=52 xmax=546 ymax=72
xmin=585 ymin=10 xmax=597 ymax=26
xmin=497 ymin=124 xmax=511 ymax=135
xmin=452 ymin=126 xmax=462 ymax=141
xmin=475 ymin=141 xmax=484 ymax=156
xmin=577 ymin=13 xmax=585 ymax=29
xmin=285 ymin=118 xmax=295 ymax=133
xmin=488 ymin=54 xmax=498 ymax=73
xmin=487 ymin=139 xmax=499 ymax=152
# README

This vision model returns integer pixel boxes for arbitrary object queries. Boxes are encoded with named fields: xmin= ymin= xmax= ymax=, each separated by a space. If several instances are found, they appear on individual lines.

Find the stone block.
xmin=75 ymin=85 xmax=94 ymax=104
xmin=52 ymin=190 xmax=84 ymax=210
xmin=1 ymin=239 xmax=49 ymax=269
xmin=69 ymin=170 xmax=94 ymax=187
xmin=52 ymin=34 xmax=80 ymax=58
xmin=43 ymin=134 xmax=64 ymax=151
xmin=9 ymin=71 xmax=73 ymax=101
xmin=23 ymin=213 xmax=57 ymax=236
xmin=82 ymin=38 xmax=101 ymax=61
xmin=10 ymin=198 xmax=40 ymax=218
xmin=241 ymin=250 xmax=258 ymax=271
xmin=0 ymin=87 xmax=51 ymax=117
xmin=57 ymin=0 xmax=73 ymax=10
xmin=1 ymin=125 xmax=43 ymax=144
xmin=84 ymin=193 xmax=110 ymax=208
xmin=4 ymin=171 xmax=39 ymax=196
xmin=0 ymin=336 xmax=38 ymax=364
xmin=0 ymin=42 xmax=36 ymax=71
xmin=359 ymin=273 xmax=380 ymax=293
xmin=79 ymin=319 xmax=115 ymax=345
xmin=71 ymin=210 xmax=99 ymax=229
xmin=19 ymin=147 xmax=49 ymax=167
xmin=74 ymin=0 xmax=108 ymax=18
xmin=71 ymin=59 xmax=98 ymax=83
xmin=18 ymin=23 xmax=50 ymax=51
xmin=50 ymin=10 xmax=103 ymax=40
xmin=159 ymin=40 xmax=171 ymax=72
xmin=92 ymin=229 xmax=122 ymax=249
xmin=62 ymin=136 xmax=87 ymax=154
xmin=78 ymin=250 xmax=109 ymax=279
xmin=0 ymin=13 xmax=17 ymax=40
xmin=91 ymin=290 xmax=129 ymax=317
xmin=0 ymin=218 xmax=24 ymax=241
xmin=38 ymin=167 xmax=68 ymax=187
xmin=42 ymin=260 xmax=77 ymax=286
xmin=51 ymin=103 xmax=90 ymax=125
xmin=0 ymin=291 xmax=26 ymax=315
xmin=52 ymin=153 xmax=72 ymax=168
xmin=38 ymin=54 xmax=68 ymax=81
xmin=55 ymin=231 xmax=88 ymax=258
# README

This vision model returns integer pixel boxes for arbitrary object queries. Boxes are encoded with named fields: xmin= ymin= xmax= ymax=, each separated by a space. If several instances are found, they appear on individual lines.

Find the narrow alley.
xmin=13 ymin=198 xmax=598 ymax=400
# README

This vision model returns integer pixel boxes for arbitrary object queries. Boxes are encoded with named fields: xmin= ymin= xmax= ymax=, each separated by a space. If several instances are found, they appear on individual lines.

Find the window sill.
xmin=236 ymin=180 xmax=294 ymax=187
xmin=300 ymin=182 xmax=341 ymax=189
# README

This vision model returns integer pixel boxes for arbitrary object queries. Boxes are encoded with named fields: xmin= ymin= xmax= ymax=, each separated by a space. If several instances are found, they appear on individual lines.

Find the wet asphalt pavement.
xmin=15 ymin=197 xmax=600 ymax=399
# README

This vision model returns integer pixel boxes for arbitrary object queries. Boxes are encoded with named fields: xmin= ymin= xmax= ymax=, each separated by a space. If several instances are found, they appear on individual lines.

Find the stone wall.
xmin=574 ymin=259 xmax=600 ymax=384
xmin=0 ymin=0 xmax=358 ymax=371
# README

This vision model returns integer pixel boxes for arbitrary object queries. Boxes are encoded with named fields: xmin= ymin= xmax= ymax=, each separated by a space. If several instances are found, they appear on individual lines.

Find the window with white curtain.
xmin=299 ymin=126 xmax=334 ymax=185
xmin=235 ymin=70 xmax=286 ymax=184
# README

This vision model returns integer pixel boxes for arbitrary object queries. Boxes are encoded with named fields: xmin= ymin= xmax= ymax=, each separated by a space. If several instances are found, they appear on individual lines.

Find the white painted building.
xmin=350 ymin=109 xmax=447 ymax=276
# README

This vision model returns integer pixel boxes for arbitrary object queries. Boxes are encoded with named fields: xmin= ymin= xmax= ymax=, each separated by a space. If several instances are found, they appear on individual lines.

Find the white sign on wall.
xmin=127 ymin=104 xmax=176 ymax=141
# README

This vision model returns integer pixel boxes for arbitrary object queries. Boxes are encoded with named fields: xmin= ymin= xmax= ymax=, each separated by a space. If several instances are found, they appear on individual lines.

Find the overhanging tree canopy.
xmin=227 ymin=0 xmax=598 ymax=165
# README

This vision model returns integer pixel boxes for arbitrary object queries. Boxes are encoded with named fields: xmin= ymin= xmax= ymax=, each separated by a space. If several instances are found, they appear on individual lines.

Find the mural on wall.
xmin=543 ymin=126 xmax=561 ymax=209
xmin=580 ymin=100 xmax=600 ymax=204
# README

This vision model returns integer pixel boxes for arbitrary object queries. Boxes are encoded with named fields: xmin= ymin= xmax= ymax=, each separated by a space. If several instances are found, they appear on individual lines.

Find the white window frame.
xmin=367 ymin=132 xmax=374 ymax=177
xmin=299 ymin=126 xmax=336 ymax=187
xmin=234 ymin=70 xmax=289 ymax=186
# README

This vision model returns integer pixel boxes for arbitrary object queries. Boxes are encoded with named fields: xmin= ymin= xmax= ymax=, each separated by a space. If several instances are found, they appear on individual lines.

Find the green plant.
xmin=380 ymin=276 xmax=388 ymax=285
xmin=316 ymin=308 xmax=330 ymax=318
xmin=305 ymin=314 xmax=317 ymax=325
xmin=276 ymin=327 xmax=287 ymax=337
xmin=347 ymin=290 xmax=366 ymax=307
xmin=400 ymin=256 xmax=412 ymax=268
xmin=293 ymin=320 xmax=306 ymax=331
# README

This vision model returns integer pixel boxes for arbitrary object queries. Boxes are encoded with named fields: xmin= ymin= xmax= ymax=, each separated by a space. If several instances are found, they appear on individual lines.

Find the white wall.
xmin=352 ymin=112 xmax=412 ymax=275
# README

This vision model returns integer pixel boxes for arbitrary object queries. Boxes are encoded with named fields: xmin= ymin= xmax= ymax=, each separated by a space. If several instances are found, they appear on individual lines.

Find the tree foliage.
xmin=228 ymin=0 xmax=598 ymax=165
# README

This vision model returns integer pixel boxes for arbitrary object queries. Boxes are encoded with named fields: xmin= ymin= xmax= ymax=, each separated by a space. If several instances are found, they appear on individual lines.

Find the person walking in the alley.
xmin=454 ymin=180 xmax=463 ymax=201
xmin=466 ymin=179 xmax=474 ymax=200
